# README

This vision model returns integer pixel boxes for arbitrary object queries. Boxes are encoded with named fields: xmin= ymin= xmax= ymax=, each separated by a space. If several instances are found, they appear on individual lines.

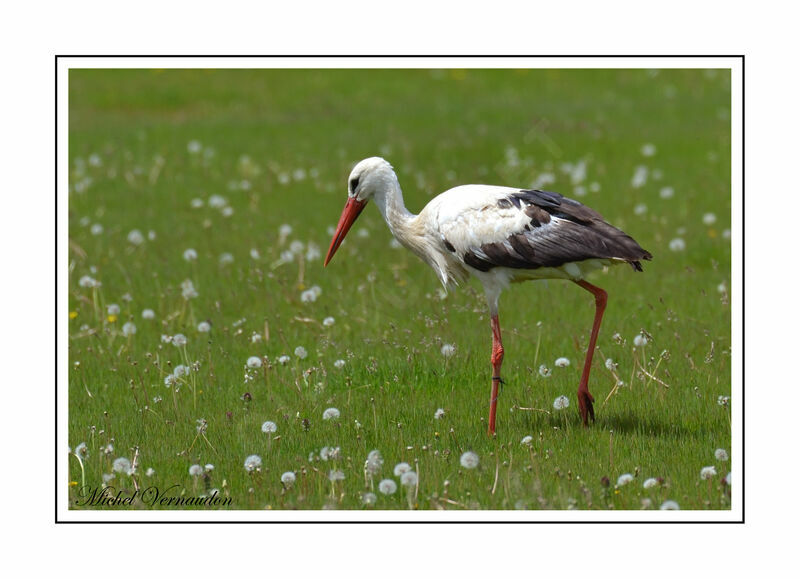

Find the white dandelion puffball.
xmin=218 ymin=252 xmax=234 ymax=265
xmin=617 ymin=473 xmax=634 ymax=486
xmin=633 ymin=333 xmax=648 ymax=347
xmin=460 ymin=451 xmax=480 ymax=469
xmin=400 ymin=471 xmax=418 ymax=487
xmin=700 ymin=466 xmax=717 ymax=480
xmin=261 ymin=421 xmax=277 ymax=433
xmin=520 ymin=435 xmax=533 ymax=446
xmin=393 ymin=462 xmax=412 ymax=477
xmin=715 ymin=448 xmax=729 ymax=461
xmin=121 ymin=322 xmax=137 ymax=337
xmin=249 ymin=248 xmax=261 ymax=260
xmin=142 ymin=308 xmax=155 ymax=320
xmin=278 ymin=355 xmax=290 ymax=365
xmin=434 ymin=408 xmax=445 ymax=420
xmin=659 ymin=186 xmax=675 ymax=199
xmin=553 ymin=395 xmax=570 ymax=410
xmin=172 ymin=333 xmax=187 ymax=347
xmin=669 ymin=238 xmax=686 ymax=252
xmin=173 ymin=364 xmax=190 ymax=378
xmin=660 ymin=500 xmax=680 ymax=510
xmin=246 ymin=356 xmax=262 ymax=369
xmin=189 ymin=464 xmax=203 ymax=477
xmin=641 ymin=143 xmax=657 ymax=157
xmin=702 ymin=212 xmax=717 ymax=226
xmin=90 ymin=223 xmax=104 ymax=235
xmin=323 ymin=316 xmax=335 ymax=327
xmin=112 ymin=457 xmax=132 ymax=474
xmin=328 ymin=470 xmax=345 ymax=482
xmin=322 ymin=407 xmax=340 ymax=420
xmin=366 ymin=450 xmax=383 ymax=475
xmin=127 ymin=229 xmax=145 ymax=246
xmin=190 ymin=197 xmax=204 ymax=208
xmin=379 ymin=479 xmax=397 ymax=495
xmin=145 ymin=468 xmax=155 ymax=477
xmin=605 ymin=358 xmax=617 ymax=371
xmin=244 ymin=454 xmax=262 ymax=472
xmin=205 ymin=464 xmax=214 ymax=472
xmin=187 ymin=140 xmax=202 ymax=154
xmin=107 ymin=304 xmax=120 ymax=316
xmin=726 ymin=472 xmax=731 ymax=486
xmin=539 ymin=364 xmax=552 ymax=378
xmin=333 ymin=359 xmax=346 ymax=369
xmin=300 ymin=289 xmax=317 ymax=303
xmin=74 ymin=442 xmax=89 ymax=460
xmin=281 ymin=472 xmax=296 ymax=486
xmin=643 ymin=477 xmax=659 ymax=489
xmin=294 ymin=346 xmax=308 ymax=359
xmin=554 ymin=357 xmax=570 ymax=368
xmin=78 ymin=275 xmax=100 ymax=288
xmin=208 ymin=194 xmax=228 ymax=209
xmin=197 ymin=321 xmax=211 ymax=332
xmin=362 ymin=492 xmax=377 ymax=505
xmin=183 ymin=248 xmax=198 ymax=262
xmin=440 ymin=343 xmax=455 ymax=358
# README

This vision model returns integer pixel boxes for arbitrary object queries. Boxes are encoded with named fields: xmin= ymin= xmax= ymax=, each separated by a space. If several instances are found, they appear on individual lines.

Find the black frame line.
xmin=56 ymin=54 xmax=744 ymax=524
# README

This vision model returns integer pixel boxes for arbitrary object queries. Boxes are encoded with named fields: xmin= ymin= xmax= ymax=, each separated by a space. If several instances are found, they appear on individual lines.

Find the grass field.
xmin=67 ymin=68 xmax=732 ymax=511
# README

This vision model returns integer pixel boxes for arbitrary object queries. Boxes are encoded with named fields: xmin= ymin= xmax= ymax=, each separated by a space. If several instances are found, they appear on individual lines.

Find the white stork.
xmin=325 ymin=157 xmax=651 ymax=435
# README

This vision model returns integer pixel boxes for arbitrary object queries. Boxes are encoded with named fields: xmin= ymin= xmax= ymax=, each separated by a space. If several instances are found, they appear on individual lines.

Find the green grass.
xmin=67 ymin=68 xmax=732 ymax=511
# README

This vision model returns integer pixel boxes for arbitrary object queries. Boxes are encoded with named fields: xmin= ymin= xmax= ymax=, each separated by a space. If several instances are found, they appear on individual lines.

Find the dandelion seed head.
xmin=378 ymin=479 xmax=397 ymax=495
xmin=460 ymin=451 xmax=479 ymax=469
xmin=183 ymin=248 xmax=198 ymax=262
xmin=171 ymin=334 xmax=187 ymax=347
xmin=702 ymin=212 xmax=717 ymax=225
xmin=660 ymin=500 xmax=680 ymax=510
xmin=633 ymin=333 xmax=648 ymax=347
xmin=393 ymin=462 xmax=412 ymax=477
xmin=322 ymin=407 xmax=340 ymax=421
xmin=617 ymin=473 xmax=634 ymax=486
xmin=197 ymin=321 xmax=211 ymax=332
xmin=521 ymin=435 xmax=533 ymax=446
xmin=281 ymin=471 xmax=296 ymax=485
xmin=669 ymin=238 xmax=686 ymax=252
xmin=142 ymin=309 xmax=155 ymax=320
xmin=323 ymin=316 xmax=335 ymax=327
xmin=328 ymin=469 xmax=345 ymax=482
xmin=333 ymin=359 xmax=345 ymax=369
xmin=400 ymin=471 xmax=418 ymax=487
xmin=74 ymin=442 xmax=89 ymax=460
xmin=554 ymin=357 xmax=570 ymax=368
xmin=715 ymin=448 xmax=729 ymax=461
xmin=112 ymin=457 xmax=132 ymax=474
xmin=362 ymin=492 xmax=377 ymax=505
xmin=700 ymin=466 xmax=717 ymax=480
xmin=539 ymin=364 xmax=552 ymax=378
xmin=244 ymin=455 xmax=262 ymax=472
xmin=278 ymin=355 xmax=290 ymax=365
xmin=366 ymin=450 xmax=383 ymax=475
xmin=90 ymin=223 xmax=104 ymax=235
xmin=434 ymin=408 xmax=445 ymax=420
xmin=121 ymin=322 xmax=137 ymax=337
xmin=261 ymin=421 xmax=277 ymax=433
xmin=553 ymin=395 xmax=570 ymax=410
xmin=127 ymin=229 xmax=145 ymax=246
xmin=246 ymin=356 xmax=262 ymax=369
xmin=189 ymin=464 xmax=203 ymax=477
xmin=440 ymin=343 xmax=455 ymax=358
xmin=643 ymin=477 xmax=659 ymax=489
xmin=294 ymin=346 xmax=308 ymax=359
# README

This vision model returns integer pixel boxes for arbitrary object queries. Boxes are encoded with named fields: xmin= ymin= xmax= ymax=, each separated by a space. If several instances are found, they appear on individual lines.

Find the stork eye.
xmin=350 ymin=177 xmax=359 ymax=192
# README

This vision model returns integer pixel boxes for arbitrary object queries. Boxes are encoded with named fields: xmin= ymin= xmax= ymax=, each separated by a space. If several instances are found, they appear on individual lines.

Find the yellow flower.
xmin=69 ymin=481 xmax=78 ymax=487
xmin=107 ymin=314 xmax=117 ymax=323
xmin=69 ymin=311 xmax=78 ymax=319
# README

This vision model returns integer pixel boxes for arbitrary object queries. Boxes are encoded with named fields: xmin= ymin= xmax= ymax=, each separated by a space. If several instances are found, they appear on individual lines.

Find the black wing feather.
xmin=463 ymin=189 xmax=652 ymax=272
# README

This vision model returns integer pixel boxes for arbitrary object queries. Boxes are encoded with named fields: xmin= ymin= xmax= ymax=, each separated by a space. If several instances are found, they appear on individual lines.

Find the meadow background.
xmin=67 ymin=68 xmax=731 ymax=511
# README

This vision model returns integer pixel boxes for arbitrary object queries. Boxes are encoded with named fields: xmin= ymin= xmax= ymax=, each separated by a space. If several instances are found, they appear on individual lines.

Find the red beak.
xmin=324 ymin=197 xmax=367 ymax=266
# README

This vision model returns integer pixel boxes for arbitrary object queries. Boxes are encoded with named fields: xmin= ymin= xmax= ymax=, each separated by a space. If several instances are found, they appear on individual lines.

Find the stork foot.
xmin=578 ymin=389 xmax=595 ymax=426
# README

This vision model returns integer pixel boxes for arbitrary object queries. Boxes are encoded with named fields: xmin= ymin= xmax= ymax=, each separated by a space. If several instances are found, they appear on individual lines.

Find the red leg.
xmin=488 ymin=313 xmax=504 ymax=436
xmin=573 ymin=279 xmax=608 ymax=426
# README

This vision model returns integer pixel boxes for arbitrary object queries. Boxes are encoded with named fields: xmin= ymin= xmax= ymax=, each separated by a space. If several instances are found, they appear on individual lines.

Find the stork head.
xmin=324 ymin=157 xmax=394 ymax=266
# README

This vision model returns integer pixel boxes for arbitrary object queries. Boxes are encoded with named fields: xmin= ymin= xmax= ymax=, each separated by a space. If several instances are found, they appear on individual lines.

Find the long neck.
xmin=372 ymin=173 xmax=416 ymax=240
